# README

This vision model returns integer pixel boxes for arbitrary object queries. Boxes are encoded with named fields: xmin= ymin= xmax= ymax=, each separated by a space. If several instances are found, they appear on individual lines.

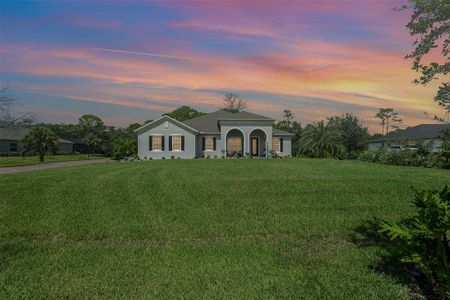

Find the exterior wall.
xmin=137 ymin=119 xmax=196 ymax=159
xmin=220 ymin=121 xmax=274 ymax=157
xmin=196 ymin=134 xmax=223 ymax=158
xmin=0 ymin=139 xmax=23 ymax=153
xmin=432 ymin=139 xmax=443 ymax=152
xmin=368 ymin=142 xmax=383 ymax=151
xmin=275 ymin=136 xmax=292 ymax=157
xmin=368 ymin=138 xmax=442 ymax=153
xmin=57 ymin=143 xmax=74 ymax=154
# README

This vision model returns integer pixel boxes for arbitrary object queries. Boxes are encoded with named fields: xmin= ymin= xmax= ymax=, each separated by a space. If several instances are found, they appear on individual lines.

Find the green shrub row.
xmin=359 ymin=148 xmax=450 ymax=169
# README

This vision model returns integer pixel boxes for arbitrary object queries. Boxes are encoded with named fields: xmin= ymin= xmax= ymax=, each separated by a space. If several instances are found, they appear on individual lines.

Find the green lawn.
xmin=0 ymin=158 xmax=448 ymax=299
xmin=0 ymin=154 xmax=102 ymax=167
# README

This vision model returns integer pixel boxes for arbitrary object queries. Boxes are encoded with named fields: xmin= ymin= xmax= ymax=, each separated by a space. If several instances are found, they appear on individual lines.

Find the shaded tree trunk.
xmin=39 ymin=151 xmax=45 ymax=162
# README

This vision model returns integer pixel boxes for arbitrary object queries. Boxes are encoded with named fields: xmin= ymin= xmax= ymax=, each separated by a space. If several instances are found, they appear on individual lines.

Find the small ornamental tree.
xmin=22 ymin=126 xmax=58 ymax=162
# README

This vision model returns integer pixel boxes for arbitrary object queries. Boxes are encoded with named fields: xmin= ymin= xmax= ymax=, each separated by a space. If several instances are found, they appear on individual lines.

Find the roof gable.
xmin=134 ymin=115 xmax=199 ymax=135
xmin=182 ymin=110 xmax=274 ymax=133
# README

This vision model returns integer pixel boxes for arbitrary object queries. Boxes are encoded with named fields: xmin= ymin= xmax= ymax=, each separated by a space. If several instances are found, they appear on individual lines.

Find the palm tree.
xmin=22 ymin=126 xmax=57 ymax=162
xmin=299 ymin=121 xmax=344 ymax=158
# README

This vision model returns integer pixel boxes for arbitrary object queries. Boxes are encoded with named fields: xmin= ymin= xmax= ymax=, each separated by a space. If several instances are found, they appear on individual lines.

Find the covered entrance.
xmin=249 ymin=129 xmax=267 ymax=157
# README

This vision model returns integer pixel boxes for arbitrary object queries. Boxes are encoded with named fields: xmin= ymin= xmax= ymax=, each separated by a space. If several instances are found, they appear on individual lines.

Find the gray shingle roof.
xmin=0 ymin=126 xmax=29 ymax=140
xmin=369 ymin=124 xmax=449 ymax=143
xmin=0 ymin=126 xmax=73 ymax=144
xmin=182 ymin=110 xmax=273 ymax=133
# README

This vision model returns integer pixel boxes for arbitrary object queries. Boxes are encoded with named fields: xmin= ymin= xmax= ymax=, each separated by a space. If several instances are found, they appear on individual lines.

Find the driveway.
xmin=0 ymin=158 xmax=110 ymax=175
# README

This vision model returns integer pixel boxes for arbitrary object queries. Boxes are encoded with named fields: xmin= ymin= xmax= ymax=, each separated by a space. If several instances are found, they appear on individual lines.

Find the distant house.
xmin=368 ymin=124 xmax=448 ymax=153
xmin=68 ymin=139 xmax=90 ymax=154
xmin=135 ymin=110 xmax=293 ymax=159
xmin=0 ymin=126 xmax=74 ymax=154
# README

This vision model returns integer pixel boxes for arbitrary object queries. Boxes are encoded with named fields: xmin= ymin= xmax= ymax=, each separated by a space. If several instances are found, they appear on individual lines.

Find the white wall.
xmin=137 ymin=119 xmax=196 ymax=159
xmin=220 ymin=121 xmax=274 ymax=157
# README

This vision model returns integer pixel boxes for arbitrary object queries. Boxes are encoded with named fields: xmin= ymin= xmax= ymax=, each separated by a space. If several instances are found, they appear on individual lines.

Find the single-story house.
xmin=368 ymin=124 xmax=448 ymax=153
xmin=135 ymin=110 xmax=293 ymax=159
xmin=0 ymin=126 xmax=74 ymax=154
xmin=68 ymin=139 xmax=91 ymax=153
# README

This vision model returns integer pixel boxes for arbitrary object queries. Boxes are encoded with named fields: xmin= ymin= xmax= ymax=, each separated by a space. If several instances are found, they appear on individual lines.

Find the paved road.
xmin=0 ymin=158 xmax=110 ymax=175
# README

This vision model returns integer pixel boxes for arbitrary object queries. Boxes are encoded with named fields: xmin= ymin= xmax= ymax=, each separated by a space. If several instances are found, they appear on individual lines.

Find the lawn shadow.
xmin=350 ymin=218 xmax=439 ymax=300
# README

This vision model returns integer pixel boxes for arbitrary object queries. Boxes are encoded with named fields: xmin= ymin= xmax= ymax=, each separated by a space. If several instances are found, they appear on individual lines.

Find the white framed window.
xmin=152 ymin=135 xmax=162 ymax=151
xmin=272 ymin=138 xmax=280 ymax=152
xmin=205 ymin=136 xmax=214 ymax=151
xmin=172 ymin=135 xmax=182 ymax=151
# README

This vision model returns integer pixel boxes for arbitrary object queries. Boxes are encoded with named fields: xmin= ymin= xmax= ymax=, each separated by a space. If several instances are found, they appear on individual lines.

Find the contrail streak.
xmin=90 ymin=47 xmax=246 ymax=66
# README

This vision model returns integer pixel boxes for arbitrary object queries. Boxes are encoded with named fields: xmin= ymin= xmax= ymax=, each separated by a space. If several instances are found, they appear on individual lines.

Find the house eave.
xmin=134 ymin=115 xmax=199 ymax=135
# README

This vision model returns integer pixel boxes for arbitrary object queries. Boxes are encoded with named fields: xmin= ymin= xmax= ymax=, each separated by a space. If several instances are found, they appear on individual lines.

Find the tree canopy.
xmin=327 ymin=113 xmax=369 ymax=156
xmin=273 ymin=109 xmax=302 ymax=154
xmin=299 ymin=121 xmax=344 ymax=158
xmin=375 ymin=108 xmax=402 ymax=135
xmin=402 ymin=0 xmax=450 ymax=116
xmin=164 ymin=106 xmax=205 ymax=121
xmin=22 ymin=126 xmax=57 ymax=162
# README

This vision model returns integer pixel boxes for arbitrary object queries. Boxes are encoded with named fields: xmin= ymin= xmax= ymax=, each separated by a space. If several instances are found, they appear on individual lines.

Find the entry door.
xmin=251 ymin=138 xmax=258 ymax=156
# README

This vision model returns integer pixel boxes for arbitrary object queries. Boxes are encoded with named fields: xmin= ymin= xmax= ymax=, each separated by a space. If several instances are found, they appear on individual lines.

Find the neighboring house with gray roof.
xmin=0 ymin=126 xmax=74 ymax=154
xmin=368 ymin=124 xmax=448 ymax=153
xmin=135 ymin=110 xmax=293 ymax=159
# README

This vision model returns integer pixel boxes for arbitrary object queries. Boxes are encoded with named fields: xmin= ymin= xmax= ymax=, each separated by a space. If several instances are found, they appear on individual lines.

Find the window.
xmin=152 ymin=136 xmax=162 ymax=151
xmin=272 ymin=138 xmax=280 ymax=152
xmin=205 ymin=137 xmax=214 ymax=151
xmin=10 ymin=143 xmax=18 ymax=152
xmin=227 ymin=137 xmax=242 ymax=152
xmin=172 ymin=135 xmax=182 ymax=151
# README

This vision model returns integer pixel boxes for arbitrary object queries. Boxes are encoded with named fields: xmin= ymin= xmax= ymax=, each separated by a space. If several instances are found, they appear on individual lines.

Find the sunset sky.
xmin=0 ymin=1 xmax=444 ymax=132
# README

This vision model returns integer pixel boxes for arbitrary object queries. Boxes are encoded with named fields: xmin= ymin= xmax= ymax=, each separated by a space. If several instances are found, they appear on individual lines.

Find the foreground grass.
xmin=0 ymin=158 xmax=448 ymax=299
xmin=0 ymin=154 xmax=101 ymax=167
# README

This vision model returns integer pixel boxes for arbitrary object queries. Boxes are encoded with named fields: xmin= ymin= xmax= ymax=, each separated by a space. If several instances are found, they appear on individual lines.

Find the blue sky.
xmin=0 ymin=1 xmax=442 ymax=131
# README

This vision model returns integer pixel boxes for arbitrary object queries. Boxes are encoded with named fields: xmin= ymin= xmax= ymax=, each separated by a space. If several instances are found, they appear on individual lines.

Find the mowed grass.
xmin=0 ymin=154 xmax=101 ymax=167
xmin=0 ymin=158 xmax=448 ymax=299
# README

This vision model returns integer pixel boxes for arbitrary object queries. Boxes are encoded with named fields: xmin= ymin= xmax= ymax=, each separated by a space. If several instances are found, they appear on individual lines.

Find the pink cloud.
xmin=1 ymin=41 xmax=442 ymax=132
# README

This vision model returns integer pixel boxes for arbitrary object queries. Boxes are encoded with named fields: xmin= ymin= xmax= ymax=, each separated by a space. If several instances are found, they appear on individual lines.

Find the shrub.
xmin=358 ymin=150 xmax=376 ymax=162
xmin=112 ymin=139 xmax=136 ymax=160
xmin=378 ymin=186 xmax=450 ymax=298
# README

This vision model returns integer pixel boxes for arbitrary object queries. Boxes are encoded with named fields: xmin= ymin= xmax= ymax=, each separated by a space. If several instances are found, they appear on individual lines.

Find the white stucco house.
xmin=368 ymin=124 xmax=448 ymax=153
xmin=135 ymin=110 xmax=293 ymax=159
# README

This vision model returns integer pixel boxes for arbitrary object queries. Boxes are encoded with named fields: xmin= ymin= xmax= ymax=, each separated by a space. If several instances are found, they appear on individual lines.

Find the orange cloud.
xmin=1 ymin=42 xmax=443 ymax=132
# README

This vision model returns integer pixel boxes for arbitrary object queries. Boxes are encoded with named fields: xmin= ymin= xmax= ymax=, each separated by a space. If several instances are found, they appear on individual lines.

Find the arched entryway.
xmin=249 ymin=129 xmax=267 ymax=158
xmin=226 ymin=129 xmax=244 ymax=157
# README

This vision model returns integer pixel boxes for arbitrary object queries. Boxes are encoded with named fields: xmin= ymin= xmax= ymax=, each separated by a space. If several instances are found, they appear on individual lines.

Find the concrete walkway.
xmin=0 ymin=158 xmax=110 ymax=175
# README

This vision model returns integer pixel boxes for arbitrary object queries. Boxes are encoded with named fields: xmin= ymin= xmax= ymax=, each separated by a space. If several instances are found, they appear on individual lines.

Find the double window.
xmin=272 ymin=138 xmax=284 ymax=152
xmin=148 ymin=135 xmax=184 ymax=151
